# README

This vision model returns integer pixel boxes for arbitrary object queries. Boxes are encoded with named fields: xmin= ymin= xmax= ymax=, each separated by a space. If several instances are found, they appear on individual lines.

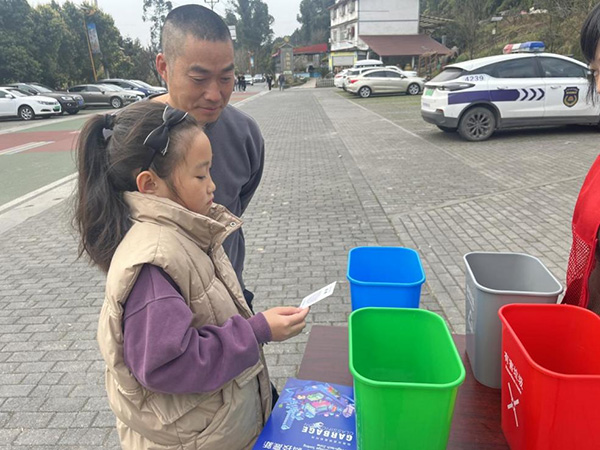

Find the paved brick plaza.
xmin=1 ymin=87 xmax=598 ymax=447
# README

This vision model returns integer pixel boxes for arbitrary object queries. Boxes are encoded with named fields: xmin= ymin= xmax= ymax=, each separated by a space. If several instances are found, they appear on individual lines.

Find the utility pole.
xmin=204 ymin=0 xmax=219 ymax=10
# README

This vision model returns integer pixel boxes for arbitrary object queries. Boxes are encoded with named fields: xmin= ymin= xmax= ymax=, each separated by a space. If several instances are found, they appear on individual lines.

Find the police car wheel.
xmin=458 ymin=107 xmax=496 ymax=141
xmin=358 ymin=86 xmax=372 ymax=98
xmin=407 ymin=83 xmax=420 ymax=95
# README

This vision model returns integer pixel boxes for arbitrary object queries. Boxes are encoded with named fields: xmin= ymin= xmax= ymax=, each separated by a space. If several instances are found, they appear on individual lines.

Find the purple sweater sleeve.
xmin=122 ymin=264 xmax=271 ymax=395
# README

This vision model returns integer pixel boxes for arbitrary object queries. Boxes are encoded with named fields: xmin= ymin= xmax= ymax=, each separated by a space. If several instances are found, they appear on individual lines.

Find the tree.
xmin=142 ymin=0 xmax=172 ymax=83
xmin=0 ymin=0 xmax=163 ymax=86
xmin=537 ymin=0 xmax=596 ymax=55
xmin=296 ymin=0 xmax=334 ymax=45
xmin=31 ymin=3 xmax=69 ymax=87
xmin=114 ymin=38 xmax=155 ymax=83
xmin=453 ymin=0 xmax=494 ymax=59
xmin=0 ymin=0 xmax=41 ymax=82
xmin=143 ymin=0 xmax=172 ymax=52
xmin=227 ymin=0 xmax=274 ymax=73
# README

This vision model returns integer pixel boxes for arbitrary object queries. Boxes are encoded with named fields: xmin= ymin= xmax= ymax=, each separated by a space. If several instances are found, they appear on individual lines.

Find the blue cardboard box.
xmin=253 ymin=378 xmax=356 ymax=450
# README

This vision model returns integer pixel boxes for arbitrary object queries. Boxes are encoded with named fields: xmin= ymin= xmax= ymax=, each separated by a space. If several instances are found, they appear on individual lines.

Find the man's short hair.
xmin=161 ymin=5 xmax=232 ymax=63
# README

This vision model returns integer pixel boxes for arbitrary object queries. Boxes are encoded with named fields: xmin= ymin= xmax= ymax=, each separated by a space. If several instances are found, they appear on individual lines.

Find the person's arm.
xmin=239 ymin=132 xmax=265 ymax=214
xmin=123 ymin=265 xmax=271 ymax=395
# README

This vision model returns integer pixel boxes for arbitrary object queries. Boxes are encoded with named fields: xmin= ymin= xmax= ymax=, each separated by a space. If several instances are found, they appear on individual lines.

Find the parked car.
xmin=342 ymin=67 xmax=399 ymax=91
xmin=98 ymin=78 xmax=152 ymax=96
xmin=253 ymin=74 xmax=265 ymax=83
xmin=130 ymin=79 xmax=167 ymax=94
xmin=338 ymin=60 xmax=388 ymax=90
xmin=346 ymin=68 xmax=424 ymax=98
xmin=97 ymin=84 xmax=145 ymax=101
xmin=386 ymin=66 xmax=419 ymax=77
xmin=0 ymin=87 xmax=61 ymax=120
xmin=5 ymin=82 xmax=83 ymax=115
xmin=244 ymin=74 xmax=254 ymax=86
xmin=341 ymin=69 xmax=362 ymax=91
xmin=421 ymin=41 xmax=600 ymax=141
xmin=334 ymin=69 xmax=349 ymax=89
xmin=67 ymin=84 xmax=138 ymax=109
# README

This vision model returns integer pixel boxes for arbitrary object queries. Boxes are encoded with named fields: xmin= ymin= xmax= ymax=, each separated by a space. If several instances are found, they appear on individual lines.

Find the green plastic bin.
xmin=349 ymin=308 xmax=465 ymax=450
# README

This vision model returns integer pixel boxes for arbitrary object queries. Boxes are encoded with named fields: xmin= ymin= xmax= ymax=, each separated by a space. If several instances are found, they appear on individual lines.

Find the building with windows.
xmin=329 ymin=0 xmax=451 ymax=71
xmin=329 ymin=0 xmax=365 ymax=67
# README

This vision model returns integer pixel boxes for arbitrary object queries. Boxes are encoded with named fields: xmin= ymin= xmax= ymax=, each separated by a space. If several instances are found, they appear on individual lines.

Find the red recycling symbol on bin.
xmin=507 ymin=382 xmax=520 ymax=427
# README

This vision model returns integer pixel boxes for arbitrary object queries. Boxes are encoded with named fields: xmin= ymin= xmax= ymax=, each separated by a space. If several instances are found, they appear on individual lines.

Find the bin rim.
xmin=498 ymin=303 xmax=600 ymax=380
xmin=463 ymin=251 xmax=563 ymax=297
xmin=348 ymin=307 xmax=466 ymax=389
xmin=347 ymin=246 xmax=426 ymax=287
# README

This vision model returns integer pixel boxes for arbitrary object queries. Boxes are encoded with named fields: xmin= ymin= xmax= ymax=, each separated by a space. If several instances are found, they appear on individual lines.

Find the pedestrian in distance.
xmin=278 ymin=73 xmax=285 ymax=91
xmin=152 ymin=5 xmax=263 ymax=311
xmin=73 ymin=101 xmax=309 ymax=450
xmin=563 ymin=2 xmax=600 ymax=314
xmin=267 ymin=74 xmax=273 ymax=91
xmin=234 ymin=74 xmax=239 ymax=92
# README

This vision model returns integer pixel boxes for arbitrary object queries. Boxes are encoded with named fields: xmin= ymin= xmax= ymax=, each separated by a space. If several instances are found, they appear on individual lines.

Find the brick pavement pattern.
xmin=1 ymin=87 xmax=598 ymax=448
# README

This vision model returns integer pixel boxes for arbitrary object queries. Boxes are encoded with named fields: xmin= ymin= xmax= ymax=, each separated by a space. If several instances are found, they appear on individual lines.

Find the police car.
xmin=421 ymin=42 xmax=599 ymax=141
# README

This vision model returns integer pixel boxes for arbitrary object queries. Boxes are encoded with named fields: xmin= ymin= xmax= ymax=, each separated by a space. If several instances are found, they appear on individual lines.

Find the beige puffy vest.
xmin=97 ymin=192 xmax=272 ymax=450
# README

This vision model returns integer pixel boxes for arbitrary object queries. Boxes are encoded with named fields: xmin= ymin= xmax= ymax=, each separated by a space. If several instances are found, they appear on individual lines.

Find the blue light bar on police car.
xmin=503 ymin=41 xmax=545 ymax=54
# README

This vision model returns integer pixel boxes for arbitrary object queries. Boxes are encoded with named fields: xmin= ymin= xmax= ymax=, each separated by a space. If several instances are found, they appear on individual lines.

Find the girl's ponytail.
xmin=74 ymin=114 xmax=131 ymax=273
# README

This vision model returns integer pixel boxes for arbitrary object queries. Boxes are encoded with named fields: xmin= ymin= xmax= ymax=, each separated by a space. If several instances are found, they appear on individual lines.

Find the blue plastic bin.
xmin=347 ymin=247 xmax=426 ymax=310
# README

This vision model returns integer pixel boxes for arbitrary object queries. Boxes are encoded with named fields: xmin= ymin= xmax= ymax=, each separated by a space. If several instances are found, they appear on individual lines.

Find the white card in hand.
xmin=299 ymin=282 xmax=337 ymax=309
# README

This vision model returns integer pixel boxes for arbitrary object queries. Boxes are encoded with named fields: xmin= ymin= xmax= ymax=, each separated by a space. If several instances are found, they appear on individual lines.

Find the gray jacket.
xmin=205 ymin=105 xmax=265 ymax=291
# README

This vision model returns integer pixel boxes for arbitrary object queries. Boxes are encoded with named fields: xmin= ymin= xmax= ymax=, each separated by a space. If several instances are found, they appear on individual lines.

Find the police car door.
xmin=539 ymin=56 xmax=597 ymax=120
xmin=488 ymin=57 xmax=545 ymax=120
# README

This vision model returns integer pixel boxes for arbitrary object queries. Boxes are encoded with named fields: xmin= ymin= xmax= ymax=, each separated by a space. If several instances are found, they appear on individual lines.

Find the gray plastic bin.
xmin=464 ymin=252 xmax=563 ymax=389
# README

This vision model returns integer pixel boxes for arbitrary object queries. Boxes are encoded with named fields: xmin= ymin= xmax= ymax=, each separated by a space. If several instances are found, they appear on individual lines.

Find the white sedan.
xmin=0 ymin=87 xmax=61 ymax=120
xmin=346 ymin=69 xmax=425 ymax=98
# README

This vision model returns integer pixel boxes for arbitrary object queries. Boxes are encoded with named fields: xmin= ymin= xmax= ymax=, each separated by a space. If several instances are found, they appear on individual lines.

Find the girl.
xmin=564 ymin=4 xmax=600 ymax=314
xmin=74 ymin=101 xmax=309 ymax=449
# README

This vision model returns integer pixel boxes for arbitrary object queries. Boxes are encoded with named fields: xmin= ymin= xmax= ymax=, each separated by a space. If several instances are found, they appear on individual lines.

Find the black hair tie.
xmin=104 ymin=113 xmax=116 ymax=130
xmin=141 ymin=105 xmax=188 ymax=171
xmin=102 ymin=113 xmax=116 ymax=142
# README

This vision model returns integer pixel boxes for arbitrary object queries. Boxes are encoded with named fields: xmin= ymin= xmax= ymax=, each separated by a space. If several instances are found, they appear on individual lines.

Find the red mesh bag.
xmin=564 ymin=156 xmax=600 ymax=308
xmin=563 ymin=227 xmax=593 ymax=307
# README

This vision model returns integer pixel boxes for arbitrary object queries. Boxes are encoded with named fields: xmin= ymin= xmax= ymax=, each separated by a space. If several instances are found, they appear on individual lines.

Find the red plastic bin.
xmin=498 ymin=304 xmax=600 ymax=450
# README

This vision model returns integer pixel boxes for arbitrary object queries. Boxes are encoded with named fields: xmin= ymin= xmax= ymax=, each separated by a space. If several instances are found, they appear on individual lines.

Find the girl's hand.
xmin=262 ymin=307 xmax=310 ymax=342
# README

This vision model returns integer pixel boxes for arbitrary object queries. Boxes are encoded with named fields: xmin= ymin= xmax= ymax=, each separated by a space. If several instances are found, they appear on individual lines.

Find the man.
xmin=153 ymin=5 xmax=264 ymax=310
xmin=278 ymin=73 xmax=285 ymax=91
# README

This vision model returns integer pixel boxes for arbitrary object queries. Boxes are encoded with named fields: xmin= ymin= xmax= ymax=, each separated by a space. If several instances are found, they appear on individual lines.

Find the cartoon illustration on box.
xmin=254 ymin=378 xmax=356 ymax=450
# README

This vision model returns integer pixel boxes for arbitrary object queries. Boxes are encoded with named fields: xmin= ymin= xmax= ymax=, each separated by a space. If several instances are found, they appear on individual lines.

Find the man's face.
xmin=158 ymin=35 xmax=235 ymax=125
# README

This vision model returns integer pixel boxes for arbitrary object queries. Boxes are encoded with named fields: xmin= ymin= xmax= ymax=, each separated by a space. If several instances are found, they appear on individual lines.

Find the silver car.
xmin=67 ymin=84 xmax=138 ymax=109
xmin=96 ymin=84 xmax=145 ymax=101
xmin=346 ymin=68 xmax=425 ymax=98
